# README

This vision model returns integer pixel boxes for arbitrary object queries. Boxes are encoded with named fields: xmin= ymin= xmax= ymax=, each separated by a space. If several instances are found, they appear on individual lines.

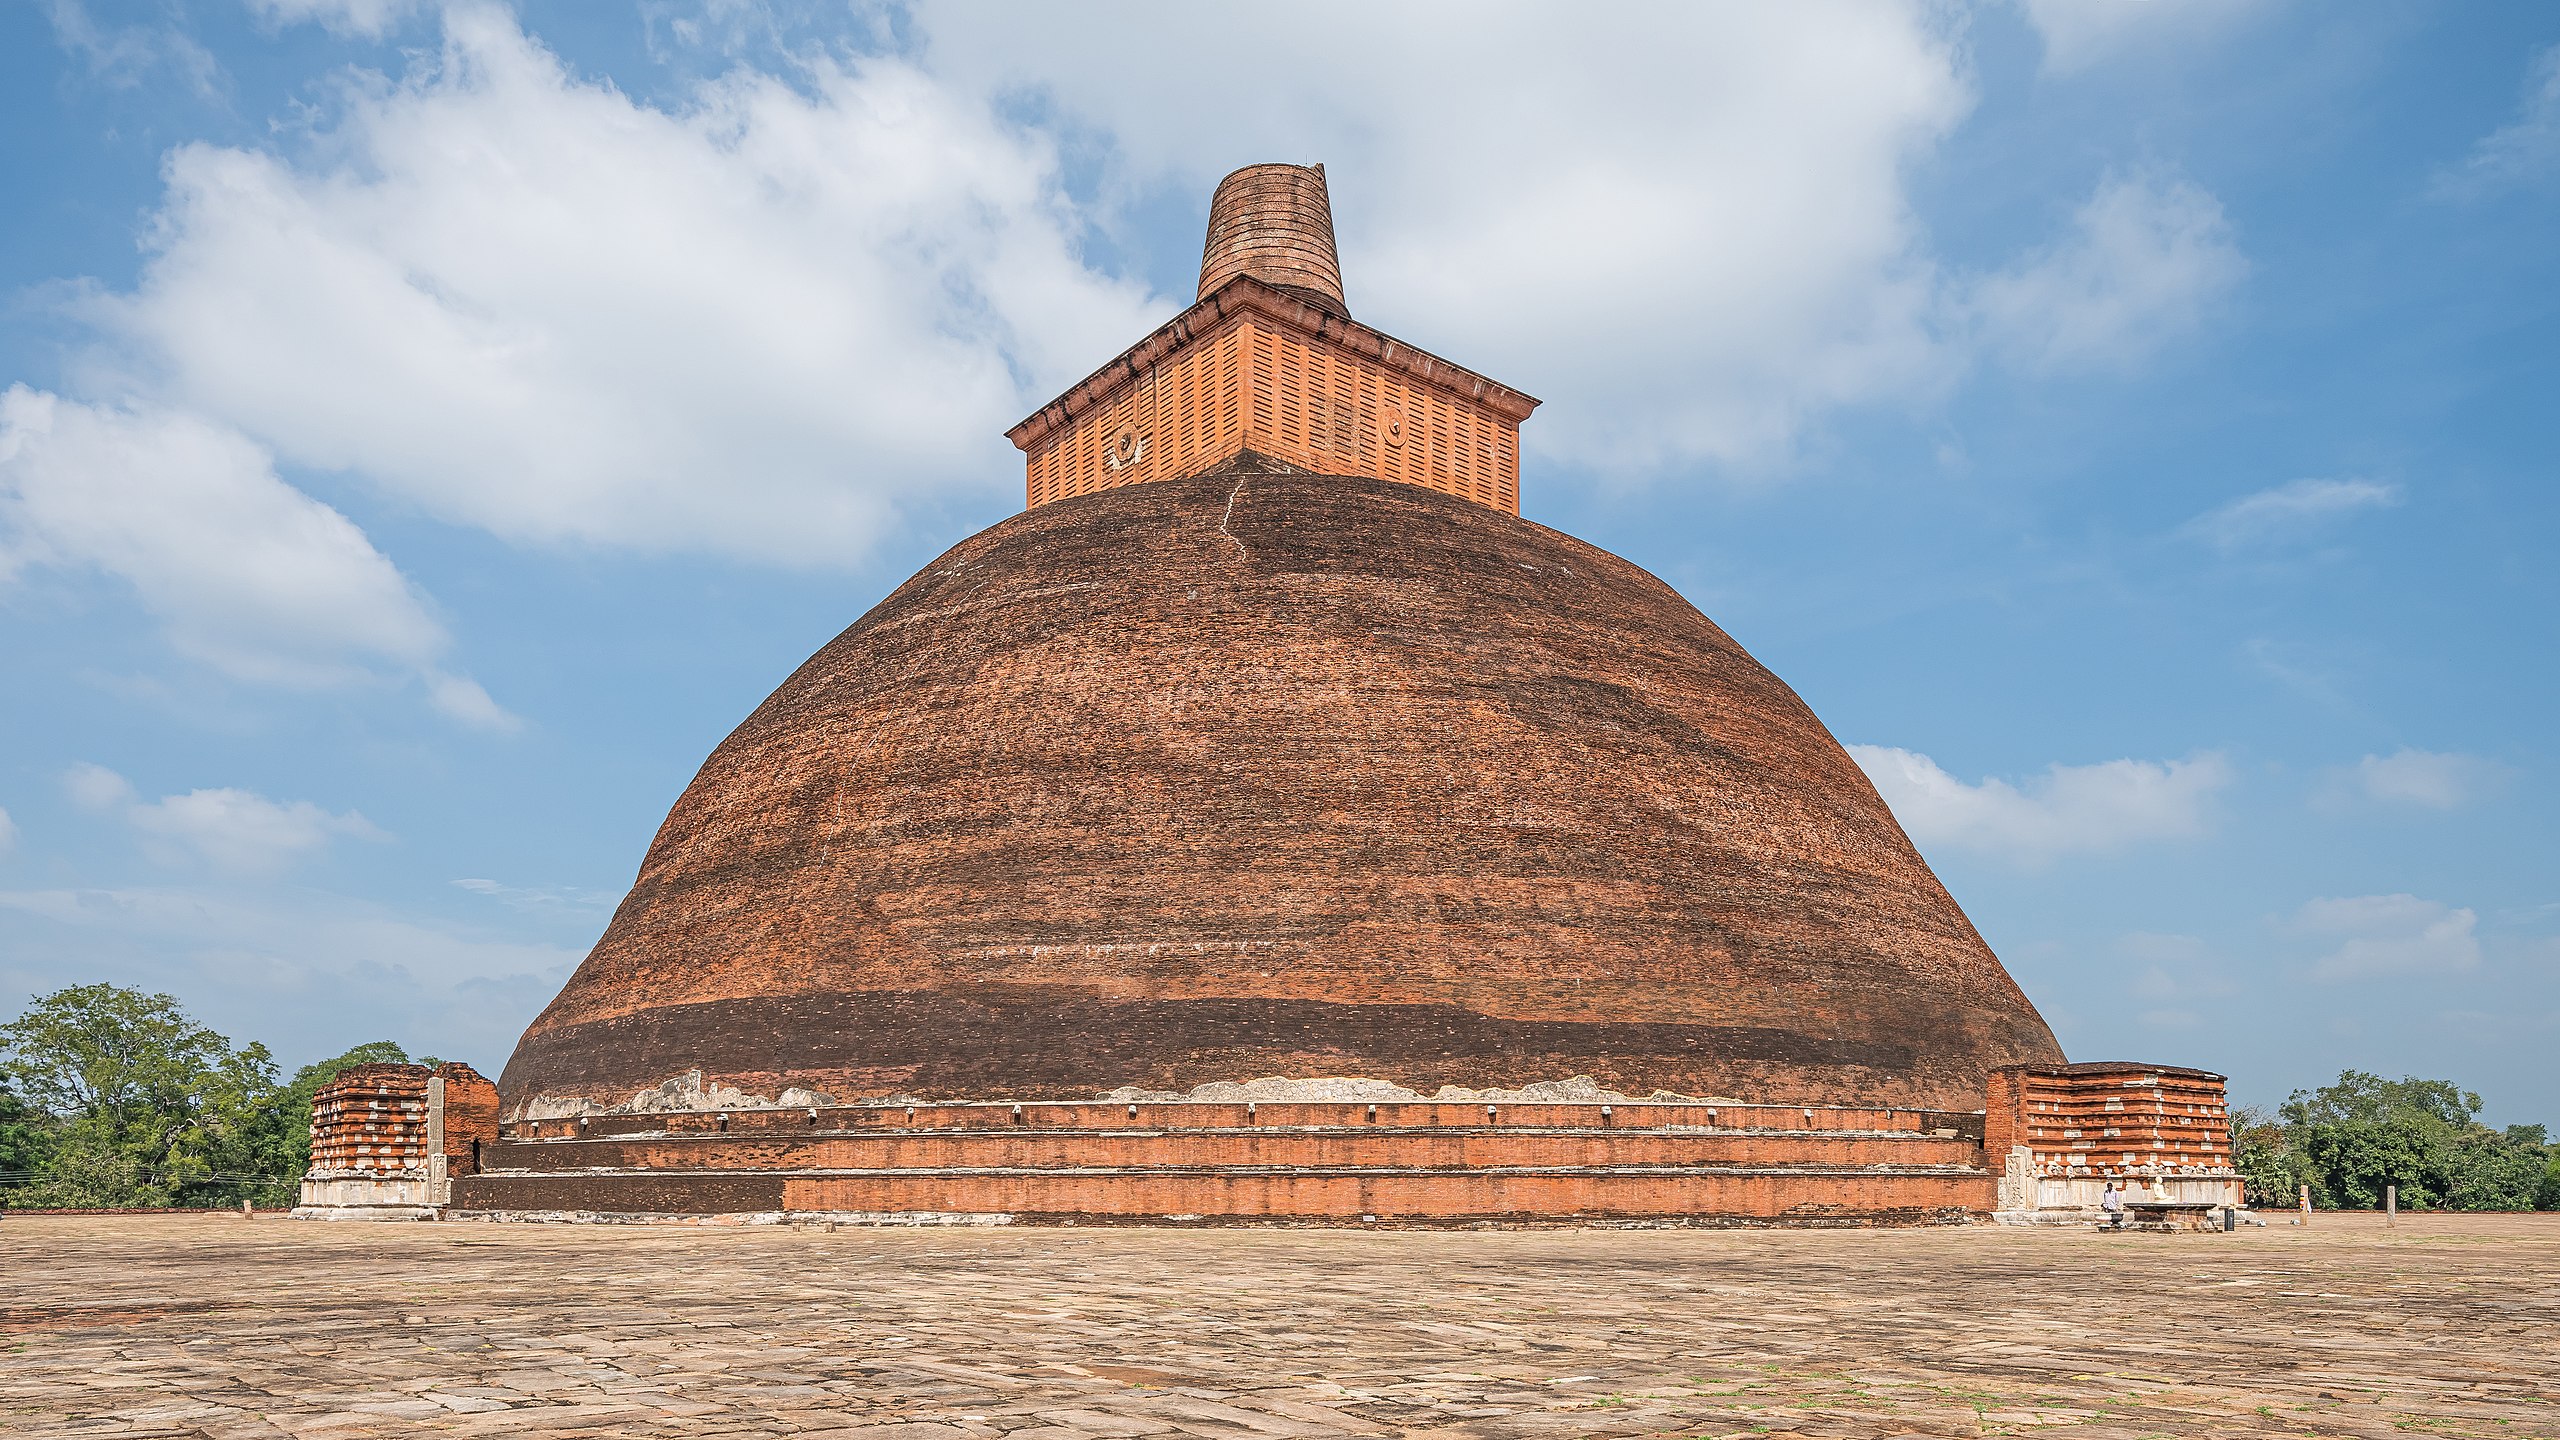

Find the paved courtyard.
xmin=2 ymin=1212 xmax=2553 ymax=1439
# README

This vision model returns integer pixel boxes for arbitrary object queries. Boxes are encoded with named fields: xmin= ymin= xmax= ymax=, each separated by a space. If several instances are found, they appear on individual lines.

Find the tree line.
xmin=2232 ymin=1070 xmax=2559 ymax=1212
xmin=0 ymin=984 xmax=431 ymax=1210
xmin=6 ymin=983 xmax=2559 ymax=1212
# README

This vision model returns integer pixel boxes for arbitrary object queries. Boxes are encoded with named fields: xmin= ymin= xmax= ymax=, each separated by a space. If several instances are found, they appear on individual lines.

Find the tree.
xmin=0 ymin=985 xmax=278 ymax=1208
xmin=2277 ymin=1070 xmax=2554 ymax=1212
xmin=2230 ymin=1104 xmax=2313 ymax=1209
xmin=226 ymin=1041 xmax=418 ymax=1205
xmin=0 ymin=1073 xmax=54 ymax=1201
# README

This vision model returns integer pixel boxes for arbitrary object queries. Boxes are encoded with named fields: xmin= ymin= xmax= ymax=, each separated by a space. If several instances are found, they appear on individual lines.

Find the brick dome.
xmin=499 ymin=466 xmax=2061 ymax=1114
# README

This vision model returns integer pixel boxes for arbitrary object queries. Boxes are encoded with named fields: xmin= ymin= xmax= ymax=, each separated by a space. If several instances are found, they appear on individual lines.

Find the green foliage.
xmin=0 ymin=984 xmax=434 ymax=1210
xmin=2230 ymin=1104 xmax=2315 ymax=1209
xmin=0 ymin=1073 xmax=55 ymax=1189
xmin=0 ymin=984 xmax=280 ymax=1207
xmin=2237 ymin=1069 xmax=2557 ymax=1213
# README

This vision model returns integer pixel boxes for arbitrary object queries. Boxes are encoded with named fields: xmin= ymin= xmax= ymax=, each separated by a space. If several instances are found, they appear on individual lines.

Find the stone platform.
xmin=4 ymin=1211 xmax=2554 ymax=1438
xmin=454 ymin=1099 xmax=1996 ymax=1225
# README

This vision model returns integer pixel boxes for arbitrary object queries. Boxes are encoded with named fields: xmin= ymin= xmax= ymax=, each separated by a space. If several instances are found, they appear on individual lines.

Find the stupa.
xmin=418 ymin=164 xmax=2237 ymax=1226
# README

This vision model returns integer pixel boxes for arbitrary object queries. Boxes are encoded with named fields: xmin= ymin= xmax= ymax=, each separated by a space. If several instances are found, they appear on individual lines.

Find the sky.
xmin=2 ymin=0 xmax=2555 ymax=1123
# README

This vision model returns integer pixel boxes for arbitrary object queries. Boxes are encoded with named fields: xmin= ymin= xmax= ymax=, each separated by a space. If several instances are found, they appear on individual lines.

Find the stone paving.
xmin=2 ymin=1212 xmax=2553 ymax=1439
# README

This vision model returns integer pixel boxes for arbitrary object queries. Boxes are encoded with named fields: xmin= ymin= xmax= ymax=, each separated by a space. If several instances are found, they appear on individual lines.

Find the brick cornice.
xmin=1005 ymin=276 xmax=1539 ymax=455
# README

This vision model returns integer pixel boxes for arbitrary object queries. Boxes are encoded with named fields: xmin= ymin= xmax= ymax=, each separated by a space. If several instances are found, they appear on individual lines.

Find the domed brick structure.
xmin=446 ymin=163 xmax=2131 ymax=1227
xmin=501 ymin=466 xmax=2060 ymax=1117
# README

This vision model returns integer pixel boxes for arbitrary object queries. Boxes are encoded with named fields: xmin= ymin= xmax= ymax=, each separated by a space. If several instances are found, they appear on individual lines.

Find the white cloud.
xmin=83 ymin=6 xmax=1157 ymax=566
xmin=0 ymin=386 xmax=509 ymax=725
xmin=2433 ymin=45 xmax=2560 ymax=199
xmin=1968 ymin=169 xmax=2246 ymax=374
xmin=245 ymin=0 xmax=418 ymax=40
xmin=916 ymin=1 xmax=1975 ymax=474
xmin=0 ymin=883 xmax=583 ymax=1069
xmin=452 ymin=876 xmax=620 ymax=913
xmin=2181 ymin=477 xmax=2400 ymax=548
xmin=129 ymin=788 xmax=384 ymax=875
xmin=2015 ymin=0 xmax=2268 ymax=76
xmin=63 ymin=760 xmax=137 ymax=812
xmin=42 ymin=0 xmax=222 ymax=96
xmin=2332 ymin=748 xmax=2509 ymax=811
xmin=61 ymin=763 xmax=383 ymax=876
xmin=1849 ymin=744 xmax=2231 ymax=863
xmin=0 ymin=805 xmax=16 ymax=858
xmin=2293 ymin=893 xmax=2482 ymax=982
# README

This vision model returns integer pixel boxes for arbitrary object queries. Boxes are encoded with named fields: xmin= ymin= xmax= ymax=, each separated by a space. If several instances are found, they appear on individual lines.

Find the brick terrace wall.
xmin=1986 ymin=1063 xmax=2232 ymax=1179
xmin=1012 ymin=278 xmax=1533 ymax=515
xmin=457 ymin=1100 xmax=1998 ymax=1226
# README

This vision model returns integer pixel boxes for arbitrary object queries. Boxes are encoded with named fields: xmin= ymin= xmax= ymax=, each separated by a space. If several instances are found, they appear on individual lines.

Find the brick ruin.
xmin=301 ymin=163 xmax=2241 ymax=1228
xmin=1986 ymin=1062 xmax=2244 ymax=1222
xmin=294 ymin=1063 xmax=500 ymax=1220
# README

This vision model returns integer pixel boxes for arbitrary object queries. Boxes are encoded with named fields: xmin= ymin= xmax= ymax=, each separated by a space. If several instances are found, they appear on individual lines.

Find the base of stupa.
xmin=448 ymin=1099 xmax=1999 ymax=1227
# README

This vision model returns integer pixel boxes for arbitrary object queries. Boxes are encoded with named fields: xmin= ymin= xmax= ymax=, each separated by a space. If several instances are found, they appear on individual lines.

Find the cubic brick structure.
xmin=434 ymin=162 xmax=2229 ymax=1227
xmin=294 ymin=1062 xmax=500 ymax=1220
xmin=1985 ymin=1062 xmax=2242 ymax=1222
xmin=1008 ymin=164 xmax=1537 ymax=514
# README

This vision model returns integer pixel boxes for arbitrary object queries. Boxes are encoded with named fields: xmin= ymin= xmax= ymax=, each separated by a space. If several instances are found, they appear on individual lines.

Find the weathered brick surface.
xmin=501 ymin=469 xmax=2062 ymax=1115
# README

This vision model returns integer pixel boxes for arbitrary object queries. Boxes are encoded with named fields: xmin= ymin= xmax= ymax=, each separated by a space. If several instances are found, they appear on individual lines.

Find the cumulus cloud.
xmin=2015 ymin=0 xmax=2269 ymax=76
xmin=2294 ymin=893 xmax=2482 ymax=982
xmin=2324 ymin=748 xmax=2509 ymax=811
xmin=1968 ymin=169 xmax=2246 ymax=374
xmin=916 ymin=1 xmax=1974 ymax=474
xmin=83 ymin=6 xmax=1157 ymax=566
xmin=0 ymin=387 xmax=509 ymax=724
xmin=2433 ymin=45 xmax=2560 ymax=199
xmin=2181 ymin=477 xmax=2400 ymax=549
xmin=1849 ymin=744 xmax=2231 ymax=863
xmin=37 ymin=0 xmax=2254 ymax=587
xmin=61 ymin=764 xmax=383 ymax=875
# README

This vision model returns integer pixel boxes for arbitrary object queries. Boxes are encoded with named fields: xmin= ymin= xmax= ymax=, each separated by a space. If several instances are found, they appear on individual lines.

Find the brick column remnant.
xmin=1198 ymin=163 xmax=1349 ymax=318
xmin=296 ymin=1061 xmax=500 ymax=1219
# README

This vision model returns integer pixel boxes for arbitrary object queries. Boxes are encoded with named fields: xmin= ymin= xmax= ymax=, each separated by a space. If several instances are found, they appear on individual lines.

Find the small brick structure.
xmin=294 ymin=1063 xmax=500 ymax=1220
xmin=1008 ymin=163 xmax=1539 ymax=515
xmin=1985 ymin=1062 xmax=2242 ymax=1225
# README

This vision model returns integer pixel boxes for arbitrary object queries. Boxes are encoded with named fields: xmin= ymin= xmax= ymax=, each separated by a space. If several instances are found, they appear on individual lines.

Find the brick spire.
xmin=1197 ymin=163 xmax=1348 ymax=318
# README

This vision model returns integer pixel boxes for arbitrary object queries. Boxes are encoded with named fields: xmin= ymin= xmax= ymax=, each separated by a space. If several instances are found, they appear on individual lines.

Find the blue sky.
xmin=2 ymin=1 xmax=2554 ymax=1122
